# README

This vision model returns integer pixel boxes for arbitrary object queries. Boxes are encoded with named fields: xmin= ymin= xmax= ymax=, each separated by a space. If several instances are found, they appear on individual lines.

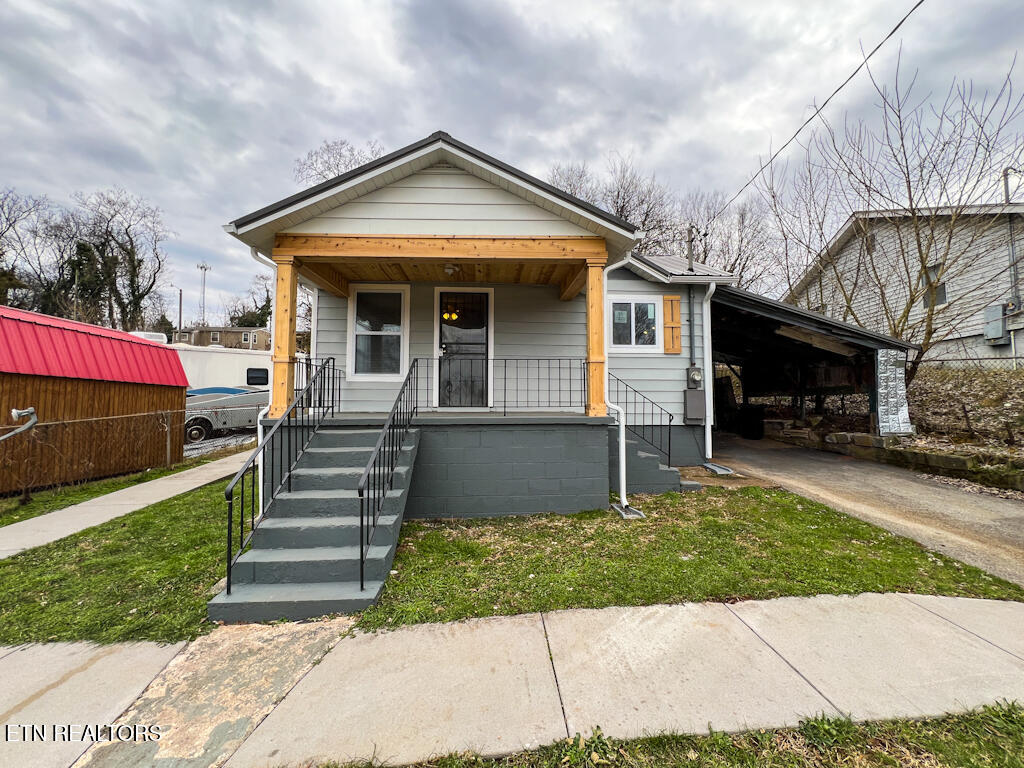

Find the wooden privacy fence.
xmin=0 ymin=410 xmax=186 ymax=496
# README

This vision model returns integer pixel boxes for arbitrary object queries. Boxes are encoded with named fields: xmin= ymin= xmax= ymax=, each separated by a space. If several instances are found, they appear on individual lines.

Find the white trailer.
xmin=172 ymin=345 xmax=273 ymax=391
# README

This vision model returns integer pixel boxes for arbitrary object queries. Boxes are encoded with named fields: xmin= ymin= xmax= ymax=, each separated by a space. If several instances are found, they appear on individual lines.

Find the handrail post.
xmin=226 ymin=497 xmax=233 ymax=595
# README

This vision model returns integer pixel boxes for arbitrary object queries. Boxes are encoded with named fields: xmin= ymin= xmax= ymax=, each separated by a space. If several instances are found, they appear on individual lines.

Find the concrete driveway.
xmin=714 ymin=435 xmax=1024 ymax=587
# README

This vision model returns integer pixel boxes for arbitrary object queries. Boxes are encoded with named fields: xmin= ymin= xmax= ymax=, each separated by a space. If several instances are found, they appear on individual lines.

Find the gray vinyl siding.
xmin=606 ymin=270 xmax=704 ymax=423
xmin=315 ymin=282 xmax=587 ymax=412
xmin=284 ymin=165 xmax=594 ymax=238
xmin=316 ymin=271 xmax=705 ymax=421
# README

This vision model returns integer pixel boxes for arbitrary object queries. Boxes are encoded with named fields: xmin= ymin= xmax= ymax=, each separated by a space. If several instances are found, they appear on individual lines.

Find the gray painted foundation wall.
xmin=405 ymin=422 xmax=610 ymax=518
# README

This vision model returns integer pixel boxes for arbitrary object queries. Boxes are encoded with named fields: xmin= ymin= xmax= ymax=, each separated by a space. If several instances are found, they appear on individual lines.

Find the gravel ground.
xmin=184 ymin=433 xmax=256 ymax=458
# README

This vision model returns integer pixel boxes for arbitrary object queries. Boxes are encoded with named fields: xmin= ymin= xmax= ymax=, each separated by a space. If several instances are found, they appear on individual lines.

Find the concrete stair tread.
xmin=260 ymin=514 xmax=399 ymax=530
xmin=291 ymin=465 xmax=409 ymax=476
xmin=275 ymin=488 xmax=405 ymax=500
xmin=237 ymin=545 xmax=393 ymax=563
xmin=304 ymin=446 xmax=375 ymax=453
xmin=209 ymin=580 xmax=384 ymax=606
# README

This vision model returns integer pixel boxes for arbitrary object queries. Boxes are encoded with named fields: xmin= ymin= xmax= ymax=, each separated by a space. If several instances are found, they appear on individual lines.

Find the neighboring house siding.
xmin=283 ymin=165 xmax=595 ymax=238
xmin=606 ymin=270 xmax=704 ymax=423
xmin=790 ymin=215 xmax=1020 ymax=358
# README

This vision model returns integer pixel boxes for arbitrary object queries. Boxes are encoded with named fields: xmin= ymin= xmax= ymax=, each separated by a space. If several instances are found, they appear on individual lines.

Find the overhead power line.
xmin=707 ymin=0 xmax=927 ymax=225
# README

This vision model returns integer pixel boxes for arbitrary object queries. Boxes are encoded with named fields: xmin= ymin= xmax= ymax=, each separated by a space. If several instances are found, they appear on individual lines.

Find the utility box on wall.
xmin=684 ymin=389 xmax=706 ymax=425
xmin=984 ymin=304 xmax=1011 ymax=346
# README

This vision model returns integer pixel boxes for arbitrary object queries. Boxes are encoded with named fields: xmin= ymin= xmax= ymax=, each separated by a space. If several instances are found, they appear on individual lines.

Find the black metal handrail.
xmin=607 ymin=372 xmax=674 ymax=463
xmin=414 ymin=357 xmax=587 ymax=414
xmin=357 ymin=359 xmax=420 ymax=590
xmin=224 ymin=357 xmax=338 ymax=594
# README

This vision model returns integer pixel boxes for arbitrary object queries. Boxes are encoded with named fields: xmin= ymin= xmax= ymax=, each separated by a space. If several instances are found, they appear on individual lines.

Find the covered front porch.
xmin=270 ymin=234 xmax=614 ymax=420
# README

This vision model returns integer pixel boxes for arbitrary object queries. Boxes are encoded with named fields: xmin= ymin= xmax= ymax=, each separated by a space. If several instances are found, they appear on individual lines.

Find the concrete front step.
xmin=309 ymin=429 xmax=382 ymax=448
xmin=271 ymin=487 xmax=407 ymax=517
xmin=290 ymin=464 xmax=411 ymax=492
xmin=252 ymin=514 xmax=402 ymax=549
xmin=296 ymin=446 xmax=375 ymax=469
xmin=231 ymin=544 xmax=394 ymax=584
xmin=208 ymin=580 xmax=384 ymax=622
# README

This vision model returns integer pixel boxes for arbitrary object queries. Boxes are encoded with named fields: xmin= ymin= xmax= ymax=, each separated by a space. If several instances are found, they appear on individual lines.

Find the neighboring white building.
xmin=786 ymin=205 xmax=1024 ymax=360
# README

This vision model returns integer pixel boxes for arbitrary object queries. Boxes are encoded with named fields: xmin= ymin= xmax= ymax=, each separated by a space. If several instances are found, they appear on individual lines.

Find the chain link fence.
xmin=1 ymin=405 xmax=262 ymax=498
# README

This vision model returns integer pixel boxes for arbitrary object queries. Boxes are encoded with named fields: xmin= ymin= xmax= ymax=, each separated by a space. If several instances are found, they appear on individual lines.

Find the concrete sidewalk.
xmin=0 ymin=452 xmax=248 ymax=559
xmin=0 ymin=641 xmax=183 ymax=768
xmin=222 ymin=593 xmax=1024 ymax=767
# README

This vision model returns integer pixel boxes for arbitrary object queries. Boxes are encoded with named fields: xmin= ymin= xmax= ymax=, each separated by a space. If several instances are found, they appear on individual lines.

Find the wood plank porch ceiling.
xmin=272 ymin=234 xmax=608 ymax=300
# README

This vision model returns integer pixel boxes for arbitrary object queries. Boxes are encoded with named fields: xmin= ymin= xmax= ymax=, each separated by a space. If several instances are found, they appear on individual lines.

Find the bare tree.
xmin=0 ymin=189 xmax=50 ymax=305
xmin=549 ymin=154 xmax=680 ymax=255
xmin=226 ymin=273 xmax=273 ymax=328
xmin=763 ymin=53 xmax=1024 ymax=381
xmin=294 ymin=138 xmax=385 ymax=186
xmin=679 ymin=190 xmax=776 ymax=291
xmin=75 ymin=189 xmax=169 ymax=331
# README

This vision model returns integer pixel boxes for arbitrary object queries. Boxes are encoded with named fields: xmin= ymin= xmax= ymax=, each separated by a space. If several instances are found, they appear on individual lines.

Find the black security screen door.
xmin=439 ymin=292 xmax=488 ymax=407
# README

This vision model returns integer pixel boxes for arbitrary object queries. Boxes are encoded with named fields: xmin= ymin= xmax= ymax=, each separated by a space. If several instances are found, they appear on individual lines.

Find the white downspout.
xmin=603 ymin=255 xmax=633 ymax=511
xmin=702 ymin=282 xmax=717 ymax=460
xmin=250 ymin=246 xmax=275 ymax=515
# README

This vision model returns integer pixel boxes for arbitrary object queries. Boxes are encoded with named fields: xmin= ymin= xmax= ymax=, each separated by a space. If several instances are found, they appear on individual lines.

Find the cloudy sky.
xmin=1 ymin=0 xmax=1021 ymax=321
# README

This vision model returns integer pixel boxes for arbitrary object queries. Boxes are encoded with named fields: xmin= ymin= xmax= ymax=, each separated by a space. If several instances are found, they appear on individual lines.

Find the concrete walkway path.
xmin=0 ymin=452 xmax=248 ymax=559
xmin=0 ymin=641 xmax=183 ymax=768
xmin=221 ymin=593 xmax=1024 ymax=767
xmin=715 ymin=436 xmax=1024 ymax=587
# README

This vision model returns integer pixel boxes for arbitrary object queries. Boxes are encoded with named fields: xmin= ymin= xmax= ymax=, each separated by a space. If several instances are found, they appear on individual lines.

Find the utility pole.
xmin=177 ymin=288 xmax=183 ymax=339
xmin=197 ymin=262 xmax=211 ymax=326
xmin=1004 ymin=167 xmax=1020 ymax=307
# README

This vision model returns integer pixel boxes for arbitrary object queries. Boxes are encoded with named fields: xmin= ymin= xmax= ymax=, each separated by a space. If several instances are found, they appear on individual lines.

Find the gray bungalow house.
xmin=210 ymin=131 xmax=913 ymax=621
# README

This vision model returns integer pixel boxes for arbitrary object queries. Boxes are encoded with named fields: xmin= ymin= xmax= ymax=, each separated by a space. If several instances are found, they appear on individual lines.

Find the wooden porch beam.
xmin=270 ymin=257 xmax=298 ymax=418
xmin=273 ymin=234 xmax=609 ymax=261
xmin=297 ymin=262 xmax=349 ymax=298
xmin=559 ymin=263 xmax=588 ymax=301
xmin=585 ymin=259 xmax=607 ymax=417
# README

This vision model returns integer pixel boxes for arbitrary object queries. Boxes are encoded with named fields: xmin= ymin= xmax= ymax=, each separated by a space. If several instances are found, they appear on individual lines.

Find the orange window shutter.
xmin=663 ymin=295 xmax=682 ymax=354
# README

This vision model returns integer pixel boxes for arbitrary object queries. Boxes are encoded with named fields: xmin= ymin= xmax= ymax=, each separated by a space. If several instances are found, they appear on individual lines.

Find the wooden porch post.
xmin=270 ymin=256 xmax=298 ymax=418
xmin=585 ymin=256 xmax=607 ymax=417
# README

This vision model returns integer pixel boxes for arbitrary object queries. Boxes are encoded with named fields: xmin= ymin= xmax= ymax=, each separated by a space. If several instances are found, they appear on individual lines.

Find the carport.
xmin=709 ymin=286 xmax=918 ymax=444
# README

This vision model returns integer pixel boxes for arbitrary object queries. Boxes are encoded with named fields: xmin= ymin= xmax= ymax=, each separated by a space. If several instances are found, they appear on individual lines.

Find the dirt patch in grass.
xmin=357 ymin=486 xmax=1024 ymax=632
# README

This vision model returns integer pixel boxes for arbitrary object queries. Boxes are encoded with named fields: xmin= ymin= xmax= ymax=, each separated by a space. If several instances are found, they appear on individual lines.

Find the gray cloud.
xmin=0 ymin=0 xmax=1020 ymax=320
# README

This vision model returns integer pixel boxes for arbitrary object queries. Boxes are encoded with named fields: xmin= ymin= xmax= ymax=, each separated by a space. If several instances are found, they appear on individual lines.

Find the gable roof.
xmin=787 ymin=203 xmax=1024 ymax=301
xmin=0 ymin=306 xmax=189 ymax=387
xmin=224 ymin=131 xmax=641 ymax=258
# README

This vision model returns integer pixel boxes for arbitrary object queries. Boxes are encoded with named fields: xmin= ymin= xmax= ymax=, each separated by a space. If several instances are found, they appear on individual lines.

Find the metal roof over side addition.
xmin=0 ymin=306 xmax=188 ymax=388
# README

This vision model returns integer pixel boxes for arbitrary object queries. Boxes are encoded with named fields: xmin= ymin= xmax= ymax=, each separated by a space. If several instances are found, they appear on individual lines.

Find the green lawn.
xmin=0 ymin=479 xmax=240 ymax=644
xmin=2 ymin=484 xmax=1021 ymax=645
xmin=0 ymin=441 xmax=253 ymax=528
xmin=357 ymin=486 xmax=1024 ymax=631
xmin=327 ymin=703 xmax=1024 ymax=767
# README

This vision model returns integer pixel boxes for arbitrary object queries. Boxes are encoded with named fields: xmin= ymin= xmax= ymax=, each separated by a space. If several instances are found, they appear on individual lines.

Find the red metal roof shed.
xmin=0 ymin=306 xmax=188 ymax=387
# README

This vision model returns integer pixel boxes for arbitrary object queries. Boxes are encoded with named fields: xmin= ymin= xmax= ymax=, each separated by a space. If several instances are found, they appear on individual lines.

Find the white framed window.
xmin=921 ymin=264 xmax=948 ymax=310
xmin=178 ymin=332 xmax=190 ymax=343
xmin=210 ymin=331 xmax=220 ymax=343
xmin=241 ymin=332 xmax=250 ymax=343
xmin=608 ymin=295 xmax=661 ymax=353
xmin=346 ymin=284 xmax=411 ymax=381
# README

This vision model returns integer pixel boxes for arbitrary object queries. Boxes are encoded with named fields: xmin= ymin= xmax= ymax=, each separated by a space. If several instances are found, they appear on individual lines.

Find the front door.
xmin=438 ymin=291 xmax=489 ymax=407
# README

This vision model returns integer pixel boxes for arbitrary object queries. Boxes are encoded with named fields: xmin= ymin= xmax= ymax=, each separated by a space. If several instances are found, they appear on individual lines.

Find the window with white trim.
xmin=348 ymin=286 xmax=409 ymax=378
xmin=241 ymin=332 xmax=250 ymax=343
xmin=210 ymin=331 xmax=220 ymax=343
xmin=609 ymin=297 xmax=660 ymax=351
